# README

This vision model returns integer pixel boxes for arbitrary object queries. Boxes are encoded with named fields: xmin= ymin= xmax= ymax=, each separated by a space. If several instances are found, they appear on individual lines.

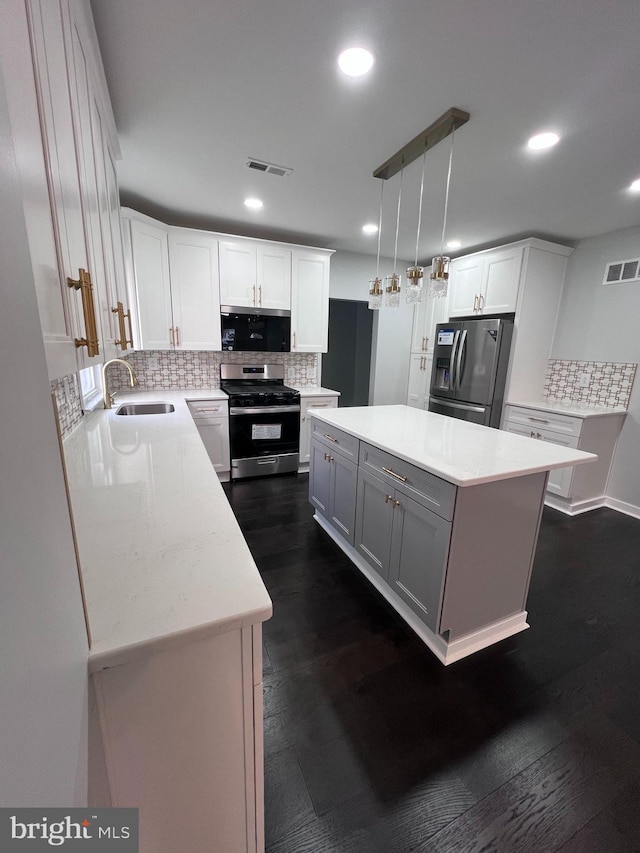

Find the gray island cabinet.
xmin=309 ymin=406 xmax=596 ymax=664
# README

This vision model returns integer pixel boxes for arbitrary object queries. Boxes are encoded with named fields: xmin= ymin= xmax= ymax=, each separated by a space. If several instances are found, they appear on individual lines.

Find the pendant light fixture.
xmin=384 ymin=166 xmax=403 ymax=308
xmin=406 ymin=149 xmax=427 ymax=304
xmin=429 ymin=129 xmax=456 ymax=299
xmin=368 ymin=180 xmax=384 ymax=310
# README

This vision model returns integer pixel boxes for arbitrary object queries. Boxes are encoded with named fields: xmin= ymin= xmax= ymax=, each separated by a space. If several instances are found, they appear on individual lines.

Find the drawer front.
xmin=301 ymin=395 xmax=338 ymax=415
xmin=503 ymin=421 xmax=580 ymax=448
xmin=311 ymin=420 xmax=359 ymax=461
xmin=503 ymin=405 xmax=582 ymax=438
xmin=188 ymin=399 xmax=229 ymax=419
xmin=359 ymin=443 xmax=456 ymax=521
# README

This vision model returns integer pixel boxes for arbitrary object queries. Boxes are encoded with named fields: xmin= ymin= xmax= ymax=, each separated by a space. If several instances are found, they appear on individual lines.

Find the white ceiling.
xmin=91 ymin=0 xmax=640 ymax=264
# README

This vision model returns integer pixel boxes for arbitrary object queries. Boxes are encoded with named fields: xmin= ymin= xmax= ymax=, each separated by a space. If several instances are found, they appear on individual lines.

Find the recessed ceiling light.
xmin=629 ymin=178 xmax=640 ymax=192
xmin=338 ymin=47 xmax=374 ymax=77
xmin=362 ymin=223 xmax=378 ymax=235
xmin=446 ymin=240 xmax=462 ymax=250
xmin=244 ymin=197 xmax=263 ymax=210
xmin=527 ymin=132 xmax=560 ymax=151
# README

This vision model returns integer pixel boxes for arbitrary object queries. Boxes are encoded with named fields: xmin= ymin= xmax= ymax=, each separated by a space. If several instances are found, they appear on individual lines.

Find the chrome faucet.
xmin=102 ymin=358 xmax=138 ymax=409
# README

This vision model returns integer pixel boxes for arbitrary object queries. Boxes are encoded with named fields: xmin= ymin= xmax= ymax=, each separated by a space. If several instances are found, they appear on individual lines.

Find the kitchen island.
xmin=309 ymin=405 xmax=596 ymax=664
xmin=63 ymin=390 xmax=272 ymax=853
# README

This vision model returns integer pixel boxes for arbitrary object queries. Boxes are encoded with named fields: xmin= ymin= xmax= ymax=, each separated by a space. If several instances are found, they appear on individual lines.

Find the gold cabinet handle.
xmin=384 ymin=494 xmax=392 ymax=503
xmin=252 ymin=284 xmax=256 ymax=305
xmin=175 ymin=326 xmax=180 ymax=347
xmin=479 ymin=293 xmax=485 ymax=310
xmin=536 ymin=432 xmax=542 ymax=439
xmin=323 ymin=433 xmax=338 ymax=442
xmin=258 ymin=285 xmax=262 ymax=306
xmin=68 ymin=268 xmax=99 ymax=357
xmin=293 ymin=331 xmax=297 ymax=351
xmin=324 ymin=453 xmax=333 ymax=462
xmin=170 ymin=327 xmax=175 ymax=347
xmin=124 ymin=307 xmax=134 ymax=349
xmin=382 ymin=466 xmax=407 ymax=483
xmin=528 ymin=416 xmax=549 ymax=424
xmin=473 ymin=294 xmax=478 ymax=312
xmin=112 ymin=301 xmax=130 ymax=351
xmin=422 ymin=336 xmax=426 ymax=350
xmin=393 ymin=499 xmax=401 ymax=508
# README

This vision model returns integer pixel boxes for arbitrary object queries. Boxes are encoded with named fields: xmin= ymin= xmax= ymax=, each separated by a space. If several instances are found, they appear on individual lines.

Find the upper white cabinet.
xmin=291 ymin=249 xmax=333 ymax=353
xmin=219 ymin=239 xmax=291 ymax=310
xmin=449 ymin=246 xmax=523 ymax=317
xmin=2 ymin=0 xmax=130 ymax=378
xmin=122 ymin=212 xmax=221 ymax=351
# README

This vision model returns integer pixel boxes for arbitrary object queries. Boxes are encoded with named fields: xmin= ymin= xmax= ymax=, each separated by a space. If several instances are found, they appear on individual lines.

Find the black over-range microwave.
xmin=220 ymin=306 xmax=291 ymax=352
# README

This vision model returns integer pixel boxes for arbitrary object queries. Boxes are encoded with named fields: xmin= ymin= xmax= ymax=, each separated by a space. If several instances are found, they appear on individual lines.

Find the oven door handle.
xmin=229 ymin=405 xmax=301 ymax=415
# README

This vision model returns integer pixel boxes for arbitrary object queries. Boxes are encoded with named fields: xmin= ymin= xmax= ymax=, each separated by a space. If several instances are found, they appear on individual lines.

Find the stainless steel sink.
xmin=115 ymin=402 xmax=175 ymax=416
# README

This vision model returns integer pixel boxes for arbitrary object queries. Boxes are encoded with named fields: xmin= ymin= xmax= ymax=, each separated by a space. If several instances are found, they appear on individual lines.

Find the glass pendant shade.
xmin=429 ymin=255 xmax=450 ymax=298
xmin=385 ymin=273 xmax=401 ymax=308
xmin=368 ymin=276 xmax=383 ymax=310
xmin=406 ymin=265 xmax=424 ymax=304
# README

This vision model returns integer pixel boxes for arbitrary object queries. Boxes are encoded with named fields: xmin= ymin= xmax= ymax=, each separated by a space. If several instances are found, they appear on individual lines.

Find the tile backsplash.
xmin=109 ymin=350 xmax=320 ymax=391
xmin=51 ymin=373 xmax=83 ymax=439
xmin=544 ymin=360 xmax=637 ymax=408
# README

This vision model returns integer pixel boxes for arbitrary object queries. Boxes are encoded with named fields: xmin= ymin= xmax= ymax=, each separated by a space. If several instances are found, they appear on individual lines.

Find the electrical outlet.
xmin=306 ymin=367 xmax=316 ymax=380
xmin=577 ymin=372 xmax=591 ymax=388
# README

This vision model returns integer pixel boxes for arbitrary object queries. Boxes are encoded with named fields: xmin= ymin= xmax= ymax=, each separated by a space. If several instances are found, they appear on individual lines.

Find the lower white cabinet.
xmin=92 ymin=624 xmax=264 ymax=853
xmin=309 ymin=434 xmax=358 ymax=545
xmin=503 ymin=404 xmax=625 ymax=512
xmin=299 ymin=394 xmax=339 ymax=466
xmin=187 ymin=399 xmax=230 ymax=480
xmin=406 ymin=353 xmax=432 ymax=408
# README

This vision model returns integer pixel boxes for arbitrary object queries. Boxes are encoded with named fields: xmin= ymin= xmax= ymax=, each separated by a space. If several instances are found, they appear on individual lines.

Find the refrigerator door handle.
xmin=455 ymin=329 xmax=467 ymax=391
xmin=449 ymin=330 xmax=461 ymax=390
xmin=429 ymin=397 xmax=486 ymax=414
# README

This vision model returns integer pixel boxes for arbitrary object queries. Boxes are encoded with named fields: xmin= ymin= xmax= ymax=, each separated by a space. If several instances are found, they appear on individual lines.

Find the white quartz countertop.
xmin=505 ymin=400 xmax=627 ymax=418
xmin=63 ymin=389 xmax=272 ymax=672
xmin=294 ymin=386 xmax=340 ymax=396
xmin=310 ymin=405 xmax=597 ymax=487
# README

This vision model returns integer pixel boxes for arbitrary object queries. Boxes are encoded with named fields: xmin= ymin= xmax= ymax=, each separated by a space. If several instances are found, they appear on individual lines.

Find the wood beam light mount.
xmin=373 ymin=107 xmax=470 ymax=181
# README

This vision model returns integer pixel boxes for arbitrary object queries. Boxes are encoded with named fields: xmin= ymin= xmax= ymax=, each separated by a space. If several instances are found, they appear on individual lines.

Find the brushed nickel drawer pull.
xmin=323 ymin=433 xmax=338 ymax=442
xmin=382 ymin=466 xmax=408 ymax=482
xmin=527 ymin=416 xmax=549 ymax=424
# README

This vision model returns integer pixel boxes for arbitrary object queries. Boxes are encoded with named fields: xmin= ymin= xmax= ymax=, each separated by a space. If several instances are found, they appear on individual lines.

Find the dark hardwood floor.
xmin=223 ymin=474 xmax=640 ymax=853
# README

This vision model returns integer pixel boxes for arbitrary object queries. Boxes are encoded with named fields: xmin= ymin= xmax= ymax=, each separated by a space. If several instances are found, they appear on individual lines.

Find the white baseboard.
xmin=544 ymin=494 xmax=606 ymax=516
xmin=313 ymin=512 xmax=529 ymax=665
xmin=604 ymin=496 xmax=640 ymax=520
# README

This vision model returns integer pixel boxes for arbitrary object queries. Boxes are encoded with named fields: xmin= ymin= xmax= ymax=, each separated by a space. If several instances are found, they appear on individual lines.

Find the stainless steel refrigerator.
xmin=428 ymin=317 xmax=514 ymax=428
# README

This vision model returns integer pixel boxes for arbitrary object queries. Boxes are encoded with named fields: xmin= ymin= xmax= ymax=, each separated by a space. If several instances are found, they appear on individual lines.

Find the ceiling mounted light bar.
xmin=372 ymin=107 xmax=470 ymax=180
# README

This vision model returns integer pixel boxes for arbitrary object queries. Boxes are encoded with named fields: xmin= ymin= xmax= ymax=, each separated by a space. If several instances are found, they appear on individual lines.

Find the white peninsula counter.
xmin=63 ymin=389 xmax=271 ymax=853
xmin=309 ymin=405 xmax=596 ymax=665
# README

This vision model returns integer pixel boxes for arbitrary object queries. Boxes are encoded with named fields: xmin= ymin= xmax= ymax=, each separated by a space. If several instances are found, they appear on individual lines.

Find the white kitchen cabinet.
xmin=503 ymin=403 xmax=626 ymax=513
xmin=449 ymin=246 xmax=523 ymax=317
xmin=123 ymin=212 xmax=221 ymax=351
xmin=219 ymin=239 xmax=291 ymax=310
xmin=187 ymin=399 xmax=230 ymax=480
xmin=169 ymin=231 xmax=221 ymax=350
xmin=291 ymin=249 xmax=333 ymax=353
xmin=299 ymin=394 xmax=339 ymax=467
xmin=406 ymin=353 xmax=432 ymax=409
xmin=409 ymin=269 xmax=448 ymax=354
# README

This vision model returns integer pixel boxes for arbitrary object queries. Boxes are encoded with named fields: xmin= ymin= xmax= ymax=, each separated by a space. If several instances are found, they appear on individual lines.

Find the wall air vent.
xmin=246 ymin=158 xmax=293 ymax=177
xmin=603 ymin=257 xmax=640 ymax=285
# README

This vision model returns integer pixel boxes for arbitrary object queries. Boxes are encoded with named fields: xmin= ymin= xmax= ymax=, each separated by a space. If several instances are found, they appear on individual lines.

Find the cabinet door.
xmin=388 ymin=493 xmax=451 ymax=632
xmin=480 ymin=247 xmax=523 ymax=314
xmin=104 ymin=145 xmax=132 ymax=350
xmin=449 ymin=256 xmax=483 ymax=318
xmin=407 ymin=354 xmax=430 ymax=409
xmin=219 ymin=239 xmax=256 ymax=307
xmin=354 ymin=469 xmax=394 ymax=581
xmin=299 ymin=397 xmax=338 ymax=464
xmin=196 ymin=420 xmax=230 ymax=473
xmin=328 ymin=453 xmax=357 ymax=545
xmin=257 ymin=245 xmax=291 ymax=310
xmin=502 ymin=421 xmax=578 ymax=498
xmin=410 ymin=298 xmax=430 ymax=353
xmin=168 ymin=231 xmax=221 ymax=350
xmin=291 ymin=250 xmax=330 ymax=353
xmin=130 ymin=218 xmax=173 ymax=350
xmin=309 ymin=439 xmax=332 ymax=516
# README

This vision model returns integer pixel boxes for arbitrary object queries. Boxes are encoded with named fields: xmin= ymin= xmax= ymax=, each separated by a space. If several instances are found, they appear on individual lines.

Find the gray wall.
xmin=0 ymin=68 xmax=90 ymax=805
xmin=329 ymin=250 xmax=414 ymax=405
xmin=552 ymin=224 xmax=640 ymax=512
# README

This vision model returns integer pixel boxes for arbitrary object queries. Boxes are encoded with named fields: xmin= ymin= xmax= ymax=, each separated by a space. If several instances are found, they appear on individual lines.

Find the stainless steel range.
xmin=220 ymin=363 xmax=300 ymax=479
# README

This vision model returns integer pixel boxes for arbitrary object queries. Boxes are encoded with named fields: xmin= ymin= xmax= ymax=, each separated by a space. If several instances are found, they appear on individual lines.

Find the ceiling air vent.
xmin=603 ymin=257 xmax=640 ymax=285
xmin=246 ymin=158 xmax=293 ymax=177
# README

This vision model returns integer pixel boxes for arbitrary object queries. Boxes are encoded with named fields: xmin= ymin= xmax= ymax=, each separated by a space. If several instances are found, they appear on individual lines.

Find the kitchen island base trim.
xmin=314 ymin=512 xmax=530 ymax=665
